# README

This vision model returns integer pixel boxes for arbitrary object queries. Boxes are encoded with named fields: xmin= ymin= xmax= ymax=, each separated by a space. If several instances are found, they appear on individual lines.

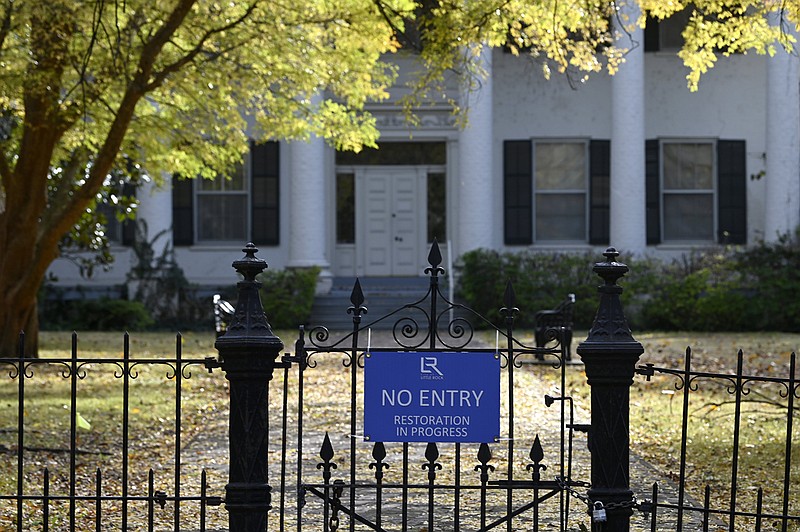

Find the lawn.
xmin=0 ymin=329 xmax=798 ymax=531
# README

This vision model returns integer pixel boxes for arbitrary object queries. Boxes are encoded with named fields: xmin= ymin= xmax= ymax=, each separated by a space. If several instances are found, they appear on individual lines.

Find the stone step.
xmin=310 ymin=276 xmax=454 ymax=331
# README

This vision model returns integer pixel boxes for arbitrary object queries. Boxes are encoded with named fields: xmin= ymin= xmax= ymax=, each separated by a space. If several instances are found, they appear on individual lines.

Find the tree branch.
xmin=144 ymin=2 xmax=260 ymax=92
xmin=61 ymin=0 xmax=107 ymax=104
xmin=31 ymin=0 xmax=200 ymax=280
xmin=0 ymin=148 xmax=10 ymax=183
xmin=371 ymin=0 xmax=413 ymax=48
xmin=40 ymin=148 xmax=91 ymax=234
xmin=0 ymin=0 xmax=14 ymax=55
xmin=371 ymin=0 xmax=447 ymax=55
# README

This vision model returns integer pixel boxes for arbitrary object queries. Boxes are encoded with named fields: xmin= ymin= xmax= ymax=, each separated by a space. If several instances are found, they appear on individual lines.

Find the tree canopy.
xmin=0 ymin=0 xmax=798 ymax=355
xmin=639 ymin=0 xmax=796 ymax=90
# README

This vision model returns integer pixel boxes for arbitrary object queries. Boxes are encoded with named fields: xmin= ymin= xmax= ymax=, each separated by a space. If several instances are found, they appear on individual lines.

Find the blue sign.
xmin=364 ymin=351 xmax=500 ymax=443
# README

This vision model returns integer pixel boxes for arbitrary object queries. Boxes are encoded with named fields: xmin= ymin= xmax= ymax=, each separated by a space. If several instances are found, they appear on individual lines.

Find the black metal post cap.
xmin=215 ymin=243 xmax=283 ymax=354
xmin=593 ymin=247 xmax=629 ymax=290
xmin=578 ymin=246 xmax=643 ymax=350
xmin=232 ymin=242 xmax=268 ymax=282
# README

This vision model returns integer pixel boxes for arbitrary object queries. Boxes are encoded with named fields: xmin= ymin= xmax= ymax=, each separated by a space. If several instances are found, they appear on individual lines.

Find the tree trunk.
xmin=0 ymin=294 xmax=39 ymax=357
xmin=0 ymin=0 xmax=195 ymax=358
xmin=0 ymin=170 xmax=55 ymax=359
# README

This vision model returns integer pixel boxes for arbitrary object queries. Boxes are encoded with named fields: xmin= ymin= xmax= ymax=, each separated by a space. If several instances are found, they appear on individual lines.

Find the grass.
xmin=1 ymin=330 xmax=798 ymax=531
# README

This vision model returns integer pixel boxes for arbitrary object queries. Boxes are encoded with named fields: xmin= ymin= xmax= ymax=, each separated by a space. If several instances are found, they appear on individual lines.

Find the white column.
xmin=457 ymin=45 xmax=494 ymax=256
xmin=765 ymin=23 xmax=800 ymax=241
xmin=136 ymin=177 xmax=173 ymax=250
xmin=610 ymin=2 xmax=647 ymax=255
xmin=128 ymin=178 xmax=173 ymax=298
xmin=288 ymin=135 xmax=332 ymax=292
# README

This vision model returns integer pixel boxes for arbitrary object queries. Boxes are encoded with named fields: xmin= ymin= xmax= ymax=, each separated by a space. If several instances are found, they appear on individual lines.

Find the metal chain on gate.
xmin=329 ymin=480 xmax=345 ymax=532
xmin=556 ymin=476 xmax=654 ymax=530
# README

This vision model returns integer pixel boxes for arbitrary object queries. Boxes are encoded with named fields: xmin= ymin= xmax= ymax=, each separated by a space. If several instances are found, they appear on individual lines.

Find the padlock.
xmin=592 ymin=501 xmax=607 ymax=523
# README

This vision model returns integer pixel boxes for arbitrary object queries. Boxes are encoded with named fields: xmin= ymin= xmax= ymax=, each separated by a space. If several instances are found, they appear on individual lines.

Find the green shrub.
xmin=455 ymin=240 xmax=800 ymax=333
xmin=258 ymin=266 xmax=320 ymax=329
xmin=637 ymin=256 xmax=753 ymax=331
xmin=455 ymin=249 xmax=619 ymax=329
xmin=635 ymin=241 xmax=800 ymax=332
xmin=41 ymin=297 xmax=154 ymax=331
xmin=127 ymin=220 xmax=210 ymax=331
xmin=728 ymin=234 xmax=800 ymax=332
xmin=84 ymin=298 xmax=155 ymax=330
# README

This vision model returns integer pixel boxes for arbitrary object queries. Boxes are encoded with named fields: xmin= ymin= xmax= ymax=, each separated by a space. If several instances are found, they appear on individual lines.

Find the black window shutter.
xmin=172 ymin=176 xmax=194 ymax=246
xmin=645 ymin=139 xmax=661 ymax=245
xmin=644 ymin=17 xmax=660 ymax=52
xmin=589 ymin=140 xmax=610 ymax=245
xmin=251 ymin=141 xmax=280 ymax=246
xmin=717 ymin=140 xmax=747 ymax=244
xmin=121 ymin=183 xmax=136 ymax=246
xmin=503 ymin=140 xmax=533 ymax=245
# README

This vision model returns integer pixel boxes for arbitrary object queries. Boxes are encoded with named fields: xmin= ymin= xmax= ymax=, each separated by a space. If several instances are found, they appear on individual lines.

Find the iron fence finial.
xmin=580 ymin=247 xmax=639 ymax=346
xmin=232 ymin=242 xmax=268 ymax=281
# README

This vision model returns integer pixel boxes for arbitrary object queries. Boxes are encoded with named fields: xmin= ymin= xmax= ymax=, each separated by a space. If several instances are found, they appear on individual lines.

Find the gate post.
xmin=215 ymin=243 xmax=284 ymax=531
xmin=576 ymin=248 xmax=643 ymax=532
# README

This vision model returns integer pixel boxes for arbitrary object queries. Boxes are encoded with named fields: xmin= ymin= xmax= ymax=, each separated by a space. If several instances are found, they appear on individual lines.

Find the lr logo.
xmin=420 ymin=356 xmax=444 ymax=378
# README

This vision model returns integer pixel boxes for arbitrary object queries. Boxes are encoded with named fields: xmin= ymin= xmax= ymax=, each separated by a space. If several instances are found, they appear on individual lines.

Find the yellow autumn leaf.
xmin=76 ymin=412 xmax=91 ymax=431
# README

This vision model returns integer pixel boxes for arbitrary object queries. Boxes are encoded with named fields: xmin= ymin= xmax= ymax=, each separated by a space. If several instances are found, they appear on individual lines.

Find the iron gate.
xmin=213 ymin=242 xmax=655 ymax=532
xmin=267 ymin=240 xmax=584 ymax=531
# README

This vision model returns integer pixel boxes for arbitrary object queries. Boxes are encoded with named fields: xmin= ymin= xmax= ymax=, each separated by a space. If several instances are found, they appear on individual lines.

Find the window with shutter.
xmin=171 ymin=141 xmax=280 ymax=246
xmin=661 ymin=141 xmax=715 ymax=242
xmin=251 ymin=141 xmax=280 ymax=246
xmin=172 ymin=177 xmax=194 ymax=246
xmin=503 ymin=140 xmax=533 ymax=245
xmin=644 ymin=8 xmax=691 ymax=53
xmin=534 ymin=141 xmax=588 ymax=241
xmin=98 ymin=182 xmax=137 ymax=246
xmin=716 ymin=140 xmax=747 ymax=245
xmin=648 ymin=138 xmax=747 ymax=245
xmin=504 ymin=139 xmax=599 ymax=245
xmin=196 ymin=161 xmax=249 ymax=242
xmin=645 ymin=139 xmax=661 ymax=244
xmin=589 ymin=140 xmax=610 ymax=245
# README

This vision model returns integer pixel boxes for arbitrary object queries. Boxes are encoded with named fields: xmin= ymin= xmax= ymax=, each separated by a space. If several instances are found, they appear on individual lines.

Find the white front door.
xmin=361 ymin=168 xmax=422 ymax=276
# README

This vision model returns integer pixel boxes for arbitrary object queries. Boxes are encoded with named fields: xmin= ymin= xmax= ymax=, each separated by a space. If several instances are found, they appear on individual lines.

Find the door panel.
xmin=392 ymin=172 xmax=419 ymax=275
xmin=362 ymin=169 xmax=420 ymax=276
xmin=364 ymin=172 xmax=392 ymax=275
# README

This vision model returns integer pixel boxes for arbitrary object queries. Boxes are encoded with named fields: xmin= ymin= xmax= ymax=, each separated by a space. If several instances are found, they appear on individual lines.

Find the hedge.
xmin=455 ymin=235 xmax=800 ymax=332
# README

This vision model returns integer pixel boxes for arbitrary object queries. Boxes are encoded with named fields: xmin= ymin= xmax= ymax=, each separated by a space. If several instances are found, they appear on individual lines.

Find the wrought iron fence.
xmin=2 ymin=242 xmax=799 ymax=531
xmin=635 ymin=348 xmax=800 ymax=531
xmin=0 ymin=332 xmax=225 ymax=530
xmin=272 ymin=267 xmax=581 ymax=531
